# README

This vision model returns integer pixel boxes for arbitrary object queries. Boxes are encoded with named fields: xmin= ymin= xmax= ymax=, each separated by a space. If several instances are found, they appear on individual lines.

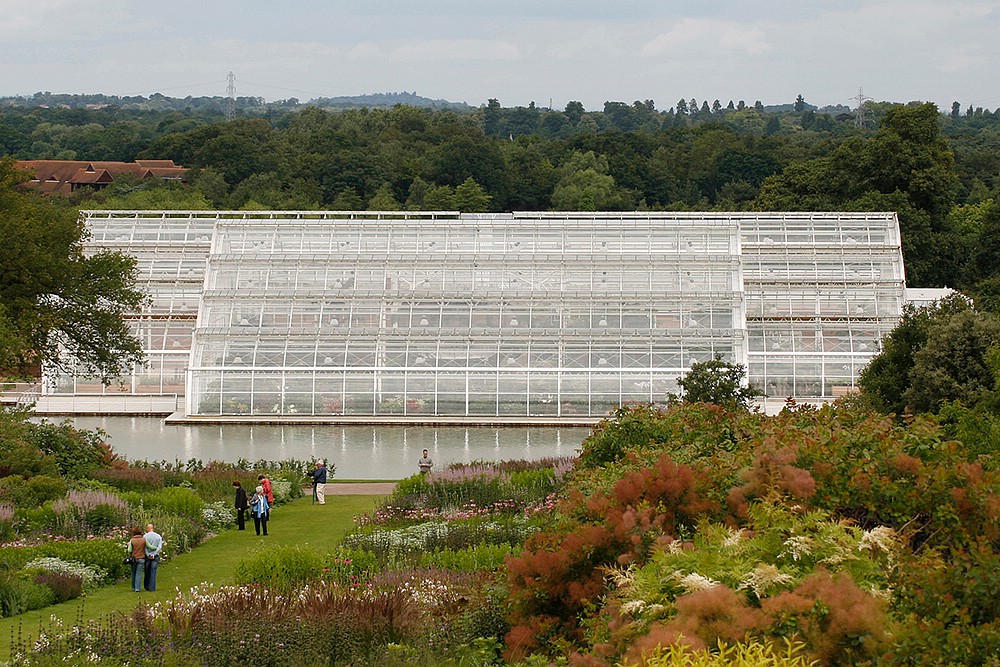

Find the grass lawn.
xmin=0 ymin=493 xmax=384 ymax=661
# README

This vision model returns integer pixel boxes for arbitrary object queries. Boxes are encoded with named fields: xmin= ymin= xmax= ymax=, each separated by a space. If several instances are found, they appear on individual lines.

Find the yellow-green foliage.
xmin=234 ymin=544 xmax=325 ymax=589
xmin=626 ymin=639 xmax=817 ymax=667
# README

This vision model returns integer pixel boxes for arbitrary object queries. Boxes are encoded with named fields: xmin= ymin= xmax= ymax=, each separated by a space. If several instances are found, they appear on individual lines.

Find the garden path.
xmin=317 ymin=482 xmax=397 ymax=495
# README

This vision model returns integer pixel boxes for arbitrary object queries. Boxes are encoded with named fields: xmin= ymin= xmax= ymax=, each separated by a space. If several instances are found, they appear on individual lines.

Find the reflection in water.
xmin=60 ymin=417 xmax=591 ymax=480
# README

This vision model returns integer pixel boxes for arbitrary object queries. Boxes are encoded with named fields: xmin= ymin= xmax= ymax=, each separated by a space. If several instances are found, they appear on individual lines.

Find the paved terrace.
xmin=164 ymin=412 xmax=603 ymax=427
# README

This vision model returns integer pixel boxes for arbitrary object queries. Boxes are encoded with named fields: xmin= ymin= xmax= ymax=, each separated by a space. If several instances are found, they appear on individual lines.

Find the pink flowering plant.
xmin=369 ymin=456 xmax=575 ymax=527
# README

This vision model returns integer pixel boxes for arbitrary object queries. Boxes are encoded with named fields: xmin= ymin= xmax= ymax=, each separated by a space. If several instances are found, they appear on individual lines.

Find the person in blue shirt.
xmin=250 ymin=485 xmax=270 ymax=535
xmin=142 ymin=523 xmax=163 ymax=591
xmin=311 ymin=460 xmax=328 ymax=505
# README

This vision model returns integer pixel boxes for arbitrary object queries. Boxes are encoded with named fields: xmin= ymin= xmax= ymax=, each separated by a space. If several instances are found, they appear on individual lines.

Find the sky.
xmin=2 ymin=0 xmax=998 ymax=112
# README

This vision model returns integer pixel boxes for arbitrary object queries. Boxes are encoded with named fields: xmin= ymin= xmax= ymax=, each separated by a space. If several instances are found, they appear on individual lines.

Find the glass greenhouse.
xmin=46 ymin=210 xmax=906 ymax=420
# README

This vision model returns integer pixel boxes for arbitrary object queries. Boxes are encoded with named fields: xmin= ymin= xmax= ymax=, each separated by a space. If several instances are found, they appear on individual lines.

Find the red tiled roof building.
xmin=14 ymin=160 xmax=188 ymax=195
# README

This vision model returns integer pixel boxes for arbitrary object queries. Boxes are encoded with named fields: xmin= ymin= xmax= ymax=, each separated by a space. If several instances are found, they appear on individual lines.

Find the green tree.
xmin=367 ymin=183 xmax=401 ymax=210
xmin=674 ymin=353 xmax=762 ymax=409
xmin=423 ymin=184 xmax=456 ymax=210
xmin=227 ymin=172 xmax=286 ymax=209
xmin=26 ymin=419 xmax=112 ymax=478
xmin=564 ymin=101 xmax=585 ymax=125
xmin=903 ymin=307 xmax=1000 ymax=413
xmin=330 ymin=187 xmax=363 ymax=210
xmin=453 ymin=177 xmax=492 ymax=212
xmin=188 ymin=167 xmax=230 ymax=208
xmin=765 ymin=115 xmax=781 ymax=135
xmin=501 ymin=141 xmax=557 ymax=210
xmin=551 ymin=151 xmax=622 ymax=211
xmin=0 ymin=158 xmax=146 ymax=382
xmin=858 ymin=293 xmax=976 ymax=415
xmin=483 ymin=98 xmax=502 ymax=137
xmin=404 ymin=176 xmax=431 ymax=210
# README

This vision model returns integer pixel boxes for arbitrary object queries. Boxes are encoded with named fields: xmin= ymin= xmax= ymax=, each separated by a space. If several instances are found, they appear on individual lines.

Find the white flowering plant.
xmin=604 ymin=499 xmax=899 ymax=623
xmin=23 ymin=557 xmax=106 ymax=592
xmin=201 ymin=501 xmax=236 ymax=531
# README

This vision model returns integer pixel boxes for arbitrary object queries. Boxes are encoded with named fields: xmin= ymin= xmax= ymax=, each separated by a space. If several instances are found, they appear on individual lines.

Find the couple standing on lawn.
xmin=126 ymin=523 xmax=164 ymax=592
xmin=233 ymin=475 xmax=275 ymax=536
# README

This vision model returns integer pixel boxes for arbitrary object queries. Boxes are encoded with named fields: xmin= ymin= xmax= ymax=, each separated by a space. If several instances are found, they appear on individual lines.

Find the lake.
xmin=56 ymin=417 xmax=593 ymax=479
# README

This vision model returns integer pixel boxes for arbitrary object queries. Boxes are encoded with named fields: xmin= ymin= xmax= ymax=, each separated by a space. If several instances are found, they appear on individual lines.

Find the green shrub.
xmin=25 ymin=420 xmax=111 ymax=479
xmin=420 ymin=543 xmax=516 ymax=572
xmin=234 ymin=544 xmax=325 ymax=589
xmin=0 ymin=503 xmax=13 ymax=542
xmin=0 ymin=571 xmax=56 ymax=617
xmin=147 ymin=514 xmax=206 ymax=556
xmin=507 ymin=468 xmax=559 ymax=502
xmin=392 ymin=474 xmax=431 ymax=500
xmin=50 ymin=489 xmax=130 ymax=538
xmin=26 ymin=475 xmax=68 ymax=506
xmin=23 ymin=556 xmax=105 ymax=591
xmin=0 ymin=474 xmax=65 ymax=511
xmin=456 ymin=584 xmax=512 ymax=647
xmin=202 ymin=500 xmax=235 ymax=531
xmin=0 ymin=476 xmax=28 ymax=508
xmin=12 ymin=504 xmax=56 ymax=538
xmin=38 ymin=540 xmax=127 ymax=582
xmin=579 ymin=403 xmax=675 ymax=467
xmin=632 ymin=639 xmax=817 ymax=667
xmin=0 ymin=539 xmax=129 ymax=581
xmin=324 ymin=546 xmax=379 ymax=583
xmin=89 ymin=466 xmax=165 ymax=493
xmin=142 ymin=486 xmax=204 ymax=520
xmin=0 ymin=442 xmax=60 ymax=479
xmin=33 ymin=570 xmax=83 ymax=603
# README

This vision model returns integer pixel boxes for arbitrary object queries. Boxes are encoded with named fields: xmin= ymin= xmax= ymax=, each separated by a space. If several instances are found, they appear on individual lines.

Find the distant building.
xmin=14 ymin=160 xmax=188 ymax=195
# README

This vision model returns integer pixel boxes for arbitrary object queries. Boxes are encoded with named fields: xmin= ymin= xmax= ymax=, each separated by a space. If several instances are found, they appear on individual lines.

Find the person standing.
xmin=143 ymin=523 xmax=163 ymax=592
xmin=233 ymin=480 xmax=248 ymax=530
xmin=418 ymin=449 xmax=433 ymax=474
xmin=311 ymin=460 xmax=328 ymax=505
xmin=257 ymin=474 xmax=275 ymax=505
xmin=127 ymin=526 xmax=146 ymax=593
xmin=250 ymin=485 xmax=270 ymax=535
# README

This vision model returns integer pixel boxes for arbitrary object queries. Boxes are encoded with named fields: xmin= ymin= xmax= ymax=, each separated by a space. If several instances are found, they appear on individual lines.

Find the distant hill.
xmin=312 ymin=91 xmax=470 ymax=110
xmin=0 ymin=91 xmax=472 ymax=113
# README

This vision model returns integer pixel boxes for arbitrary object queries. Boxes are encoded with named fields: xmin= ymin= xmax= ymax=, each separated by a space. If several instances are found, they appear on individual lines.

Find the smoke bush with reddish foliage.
xmin=759 ymin=570 xmax=888 ymax=665
xmin=625 ymin=586 xmax=759 ymax=662
xmin=505 ymin=401 xmax=997 ymax=664
xmin=505 ymin=453 xmax=722 ymax=659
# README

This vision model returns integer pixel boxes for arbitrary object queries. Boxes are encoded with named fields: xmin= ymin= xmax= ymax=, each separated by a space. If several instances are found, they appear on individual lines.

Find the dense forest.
xmin=4 ymin=94 xmax=1000 ymax=299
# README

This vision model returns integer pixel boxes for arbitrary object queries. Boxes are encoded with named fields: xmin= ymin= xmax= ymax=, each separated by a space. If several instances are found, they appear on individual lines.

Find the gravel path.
xmin=304 ymin=482 xmax=397 ymax=496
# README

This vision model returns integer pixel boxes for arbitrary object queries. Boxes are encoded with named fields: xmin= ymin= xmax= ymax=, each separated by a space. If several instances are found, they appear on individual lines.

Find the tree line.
xmin=3 ymin=98 xmax=1000 ymax=297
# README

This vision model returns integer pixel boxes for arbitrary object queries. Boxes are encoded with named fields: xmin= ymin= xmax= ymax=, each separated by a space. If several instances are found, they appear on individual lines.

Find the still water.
xmin=57 ymin=417 xmax=592 ymax=480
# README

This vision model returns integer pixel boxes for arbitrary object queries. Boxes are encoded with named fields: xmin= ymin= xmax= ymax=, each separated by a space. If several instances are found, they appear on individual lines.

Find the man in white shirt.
xmin=143 ymin=523 xmax=163 ymax=591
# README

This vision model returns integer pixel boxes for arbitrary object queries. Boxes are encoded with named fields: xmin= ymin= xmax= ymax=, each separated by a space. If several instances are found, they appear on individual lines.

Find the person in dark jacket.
xmin=311 ymin=460 xmax=328 ymax=504
xmin=233 ymin=480 xmax=248 ymax=530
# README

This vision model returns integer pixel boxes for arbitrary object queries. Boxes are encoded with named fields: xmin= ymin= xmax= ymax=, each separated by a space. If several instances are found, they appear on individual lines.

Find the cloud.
xmin=384 ymin=39 xmax=522 ymax=63
xmin=0 ymin=0 xmax=140 ymax=40
xmin=642 ymin=18 xmax=772 ymax=57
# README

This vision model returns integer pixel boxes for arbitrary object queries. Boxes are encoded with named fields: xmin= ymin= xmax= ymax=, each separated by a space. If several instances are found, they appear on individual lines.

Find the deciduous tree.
xmin=0 ymin=158 xmax=146 ymax=382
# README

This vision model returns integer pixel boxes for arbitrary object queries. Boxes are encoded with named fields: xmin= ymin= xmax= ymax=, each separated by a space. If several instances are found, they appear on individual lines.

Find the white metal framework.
xmin=50 ymin=211 xmax=905 ymax=419
xmin=50 ymin=211 xmax=213 ymax=397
